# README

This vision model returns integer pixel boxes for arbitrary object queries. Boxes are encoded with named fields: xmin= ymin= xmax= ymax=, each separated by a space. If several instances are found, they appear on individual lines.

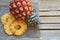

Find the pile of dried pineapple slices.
xmin=1 ymin=13 xmax=27 ymax=36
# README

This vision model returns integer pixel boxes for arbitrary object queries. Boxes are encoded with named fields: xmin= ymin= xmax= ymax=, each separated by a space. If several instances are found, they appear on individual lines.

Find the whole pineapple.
xmin=9 ymin=0 xmax=33 ymax=20
xmin=25 ymin=10 xmax=40 ymax=25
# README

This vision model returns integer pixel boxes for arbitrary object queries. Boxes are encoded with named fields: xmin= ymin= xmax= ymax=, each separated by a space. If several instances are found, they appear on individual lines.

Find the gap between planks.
xmin=39 ymin=28 xmax=60 ymax=30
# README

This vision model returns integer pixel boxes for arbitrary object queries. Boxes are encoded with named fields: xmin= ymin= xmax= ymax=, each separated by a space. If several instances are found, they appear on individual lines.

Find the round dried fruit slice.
xmin=1 ymin=13 xmax=15 ymax=25
xmin=1 ymin=13 xmax=15 ymax=35
xmin=4 ymin=25 xmax=13 ymax=35
xmin=10 ymin=20 xmax=27 ymax=36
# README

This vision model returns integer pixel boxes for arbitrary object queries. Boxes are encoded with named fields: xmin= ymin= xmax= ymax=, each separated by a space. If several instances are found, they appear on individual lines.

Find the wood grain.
xmin=40 ymin=30 xmax=60 ymax=40
xmin=0 ymin=0 xmax=10 ymax=6
xmin=37 ymin=24 xmax=60 ymax=29
xmin=39 ymin=11 xmax=60 ymax=17
xmin=40 ymin=17 xmax=60 ymax=23
xmin=1 ymin=0 xmax=60 ymax=40
xmin=39 ymin=0 xmax=60 ymax=10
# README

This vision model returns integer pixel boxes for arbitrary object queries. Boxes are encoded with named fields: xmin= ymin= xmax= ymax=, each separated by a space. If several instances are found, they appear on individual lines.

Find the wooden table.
xmin=0 ymin=0 xmax=60 ymax=40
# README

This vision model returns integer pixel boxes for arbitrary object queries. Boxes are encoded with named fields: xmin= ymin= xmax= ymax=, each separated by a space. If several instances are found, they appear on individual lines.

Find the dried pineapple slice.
xmin=1 ymin=13 xmax=15 ymax=35
xmin=10 ymin=20 xmax=27 ymax=36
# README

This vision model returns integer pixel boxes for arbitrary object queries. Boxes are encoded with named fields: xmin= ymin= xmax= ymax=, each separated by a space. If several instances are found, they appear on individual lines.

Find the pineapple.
xmin=9 ymin=0 xmax=33 ymax=20
xmin=25 ymin=10 xmax=40 ymax=25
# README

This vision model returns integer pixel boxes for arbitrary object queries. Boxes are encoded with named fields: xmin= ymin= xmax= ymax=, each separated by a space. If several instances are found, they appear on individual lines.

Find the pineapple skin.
xmin=9 ymin=0 xmax=33 ymax=20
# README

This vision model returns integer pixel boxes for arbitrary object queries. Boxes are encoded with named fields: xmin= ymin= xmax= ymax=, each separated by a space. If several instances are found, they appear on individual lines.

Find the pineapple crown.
xmin=25 ymin=10 xmax=40 ymax=25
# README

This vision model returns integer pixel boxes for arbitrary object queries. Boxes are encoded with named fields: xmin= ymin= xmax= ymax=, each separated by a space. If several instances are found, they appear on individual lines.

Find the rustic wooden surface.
xmin=1 ymin=0 xmax=60 ymax=40
xmin=40 ymin=30 xmax=60 ymax=40
xmin=39 ymin=0 xmax=60 ymax=10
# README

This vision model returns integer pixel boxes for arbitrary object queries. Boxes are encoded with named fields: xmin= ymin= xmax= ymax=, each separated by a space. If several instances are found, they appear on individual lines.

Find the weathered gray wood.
xmin=39 ymin=0 xmax=60 ymax=10
xmin=0 ymin=36 xmax=39 ymax=40
xmin=0 ymin=37 xmax=39 ymax=40
xmin=1 ymin=0 xmax=60 ymax=40
xmin=39 ymin=30 xmax=60 ymax=40
xmin=37 ymin=24 xmax=60 ymax=29
xmin=39 ymin=11 xmax=60 ymax=16
xmin=40 ymin=17 xmax=60 ymax=23
xmin=0 ymin=0 xmax=10 ymax=6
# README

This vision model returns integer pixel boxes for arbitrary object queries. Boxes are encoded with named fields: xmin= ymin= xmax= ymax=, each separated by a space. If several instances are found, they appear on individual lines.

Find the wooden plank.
xmin=0 ymin=0 xmax=10 ymax=6
xmin=39 ymin=0 xmax=60 ymax=10
xmin=0 ymin=6 xmax=9 ymax=13
xmin=39 ymin=11 xmax=60 ymax=17
xmin=6 ymin=38 xmax=39 ymax=40
xmin=40 ymin=17 xmax=60 ymax=23
xmin=37 ymin=24 xmax=60 ymax=29
xmin=39 ymin=30 xmax=60 ymax=40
